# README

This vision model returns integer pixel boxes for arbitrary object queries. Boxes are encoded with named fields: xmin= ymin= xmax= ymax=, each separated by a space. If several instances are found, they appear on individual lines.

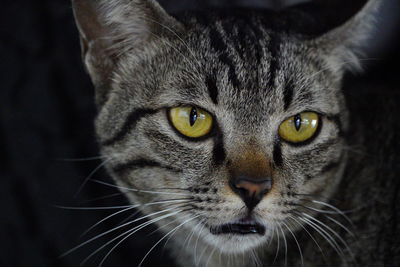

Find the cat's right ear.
xmin=71 ymin=0 xmax=183 ymax=106
xmin=310 ymin=0 xmax=381 ymax=73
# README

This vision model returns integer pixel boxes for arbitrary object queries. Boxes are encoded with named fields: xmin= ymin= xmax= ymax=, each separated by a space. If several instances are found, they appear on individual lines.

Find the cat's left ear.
xmin=71 ymin=0 xmax=183 ymax=106
xmin=312 ymin=0 xmax=381 ymax=73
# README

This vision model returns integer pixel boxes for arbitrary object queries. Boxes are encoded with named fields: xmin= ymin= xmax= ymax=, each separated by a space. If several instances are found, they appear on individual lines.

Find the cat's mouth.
xmin=210 ymin=218 xmax=266 ymax=235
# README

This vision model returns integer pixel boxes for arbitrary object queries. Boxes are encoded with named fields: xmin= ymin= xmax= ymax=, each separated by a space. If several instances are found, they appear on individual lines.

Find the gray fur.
xmin=72 ymin=0 xmax=382 ymax=266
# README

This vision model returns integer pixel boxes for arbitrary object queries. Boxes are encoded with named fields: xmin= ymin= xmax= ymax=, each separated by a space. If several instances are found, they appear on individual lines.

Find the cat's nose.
xmin=229 ymin=176 xmax=272 ymax=211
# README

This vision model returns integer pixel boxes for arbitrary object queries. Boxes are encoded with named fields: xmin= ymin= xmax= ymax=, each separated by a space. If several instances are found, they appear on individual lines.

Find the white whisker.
xmin=137 ymin=213 xmax=203 ymax=267
xmin=92 ymin=179 xmax=191 ymax=196
xmin=288 ymin=215 xmax=327 ymax=262
xmin=272 ymin=224 xmax=280 ymax=266
xmin=311 ymin=200 xmax=355 ymax=227
xmin=324 ymin=214 xmax=356 ymax=238
xmin=182 ymin=218 xmax=203 ymax=250
xmin=302 ymin=213 xmax=355 ymax=262
xmin=159 ymin=213 xmax=199 ymax=252
xmin=282 ymin=221 xmax=304 ymax=267
xmin=81 ymin=199 xmax=190 ymax=237
xmin=194 ymin=222 xmax=206 ymax=266
xmin=61 ymin=206 xmax=185 ymax=258
xmin=85 ymin=210 xmax=183 ymax=266
xmin=278 ymin=223 xmax=288 ymax=267
xmin=74 ymin=158 xmax=113 ymax=197
xmin=81 ymin=192 xmax=126 ymax=203
xmin=297 ymin=214 xmax=345 ymax=259
xmin=55 ymin=204 xmax=135 ymax=210
xmin=196 ymin=239 xmax=209 ymax=267
xmin=56 ymin=156 xmax=108 ymax=162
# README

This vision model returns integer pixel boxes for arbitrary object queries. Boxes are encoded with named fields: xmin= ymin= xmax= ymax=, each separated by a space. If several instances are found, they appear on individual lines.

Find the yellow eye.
xmin=278 ymin=112 xmax=319 ymax=143
xmin=169 ymin=106 xmax=213 ymax=138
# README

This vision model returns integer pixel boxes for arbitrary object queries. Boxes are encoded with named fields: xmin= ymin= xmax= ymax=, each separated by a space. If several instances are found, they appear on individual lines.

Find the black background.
xmin=1 ymin=0 xmax=399 ymax=266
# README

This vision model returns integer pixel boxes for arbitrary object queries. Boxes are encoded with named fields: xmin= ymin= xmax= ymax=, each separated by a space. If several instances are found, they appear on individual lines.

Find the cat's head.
xmin=72 ymin=0 xmax=378 ymax=253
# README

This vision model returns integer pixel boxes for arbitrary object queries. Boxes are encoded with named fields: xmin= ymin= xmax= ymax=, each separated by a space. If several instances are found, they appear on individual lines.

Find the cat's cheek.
xmin=298 ymin=152 xmax=348 ymax=200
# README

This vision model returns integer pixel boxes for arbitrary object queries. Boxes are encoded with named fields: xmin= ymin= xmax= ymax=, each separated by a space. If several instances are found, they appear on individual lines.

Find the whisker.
xmin=218 ymin=244 xmax=222 ymax=267
xmin=295 ymin=212 xmax=345 ymax=260
xmin=74 ymin=158 xmax=113 ymax=197
xmin=205 ymin=243 xmax=217 ymax=267
xmin=287 ymin=215 xmax=327 ymax=262
xmin=250 ymin=249 xmax=259 ymax=267
xmin=277 ymin=223 xmax=288 ymax=267
xmin=272 ymin=224 xmax=280 ymax=266
xmin=293 ymin=196 xmax=356 ymax=227
xmin=324 ymin=215 xmax=356 ymax=238
xmin=137 ymin=213 xmax=203 ymax=267
xmin=150 ymin=186 xmax=191 ymax=191
xmin=293 ymin=203 xmax=346 ymax=215
xmin=116 ymin=209 xmax=142 ymax=226
xmin=292 ymin=193 xmax=331 ymax=201
xmin=55 ymin=204 xmax=135 ymax=210
xmin=91 ymin=179 xmax=191 ymax=196
xmin=81 ymin=199 xmax=192 ymax=237
xmin=55 ymin=156 xmax=107 ymax=162
xmin=83 ymin=209 xmax=186 ymax=266
xmin=267 ymin=227 xmax=275 ymax=248
xmin=194 ymin=222 xmax=206 ymax=266
xmin=80 ymin=205 xmax=138 ymax=238
xmin=341 ymin=145 xmax=370 ymax=157
xmin=182 ymin=218 xmax=203 ymax=250
xmin=61 ymin=205 xmax=187 ymax=258
xmin=81 ymin=192 xmax=127 ymax=203
xmin=147 ymin=202 xmax=197 ymax=237
xmin=302 ymin=212 xmax=355 ymax=263
xmin=116 ymin=199 xmax=194 ymax=228
xmin=160 ymin=212 xmax=202 ymax=253
xmin=282 ymin=221 xmax=303 ymax=267
xmin=196 ymin=241 xmax=209 ymax=267
xmin=254 ymin=247 xmax=262 ymax=267
xmin=311 ymin=200 xmax=355 ymax=227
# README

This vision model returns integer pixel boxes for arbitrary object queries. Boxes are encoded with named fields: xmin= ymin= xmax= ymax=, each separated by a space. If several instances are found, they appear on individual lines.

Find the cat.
xmin=70 ymin=0 xmax=400 ymax=266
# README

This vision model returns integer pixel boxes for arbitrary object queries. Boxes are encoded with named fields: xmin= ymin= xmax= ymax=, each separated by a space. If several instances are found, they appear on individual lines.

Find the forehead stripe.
xmin=209 ymin=26 xmax=240 ymax=88
xmin=283 ymin=80 xmax=294 ymax=111
xmin=268 ymin=32 xmax=280 ymax=88
xmin=206 ymin=74 xmax=219 ymax=104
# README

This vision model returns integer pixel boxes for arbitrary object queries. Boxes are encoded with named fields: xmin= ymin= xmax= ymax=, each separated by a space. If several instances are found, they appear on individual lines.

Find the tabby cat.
xmin=71 ymin=0 xmax=399 ymax=266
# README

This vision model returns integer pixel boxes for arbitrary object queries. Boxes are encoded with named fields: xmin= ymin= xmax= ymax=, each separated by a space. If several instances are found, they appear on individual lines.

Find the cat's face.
xmin=72 ymin=0 xmax=377 ymax=255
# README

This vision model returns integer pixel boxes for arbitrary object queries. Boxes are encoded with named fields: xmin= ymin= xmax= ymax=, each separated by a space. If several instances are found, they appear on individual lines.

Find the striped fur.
xmin=72 ymin=0 xmax=380 ymax=266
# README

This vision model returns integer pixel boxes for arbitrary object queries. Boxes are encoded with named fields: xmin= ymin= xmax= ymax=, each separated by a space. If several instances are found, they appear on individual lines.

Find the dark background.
xmin=1 ymin=0 xmax=399 ymax=266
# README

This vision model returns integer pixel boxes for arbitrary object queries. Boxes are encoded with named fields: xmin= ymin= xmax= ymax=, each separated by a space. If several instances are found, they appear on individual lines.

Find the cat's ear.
xmin=71 ymin=0 xmax=183 ymax=105
xmin=311 ymin=0 xmax=381 ymax=73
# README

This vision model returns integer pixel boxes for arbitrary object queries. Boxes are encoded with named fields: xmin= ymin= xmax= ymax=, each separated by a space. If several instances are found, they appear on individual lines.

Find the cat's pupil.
xmin=294 ymin=114 xmax=301 ymax=131
xmin=189 ymin=107 xmax=198 ymax=126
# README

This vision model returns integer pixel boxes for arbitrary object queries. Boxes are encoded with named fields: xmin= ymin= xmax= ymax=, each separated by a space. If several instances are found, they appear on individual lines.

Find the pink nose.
xmin=229 ymin=177 xmax=272 ymax=210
